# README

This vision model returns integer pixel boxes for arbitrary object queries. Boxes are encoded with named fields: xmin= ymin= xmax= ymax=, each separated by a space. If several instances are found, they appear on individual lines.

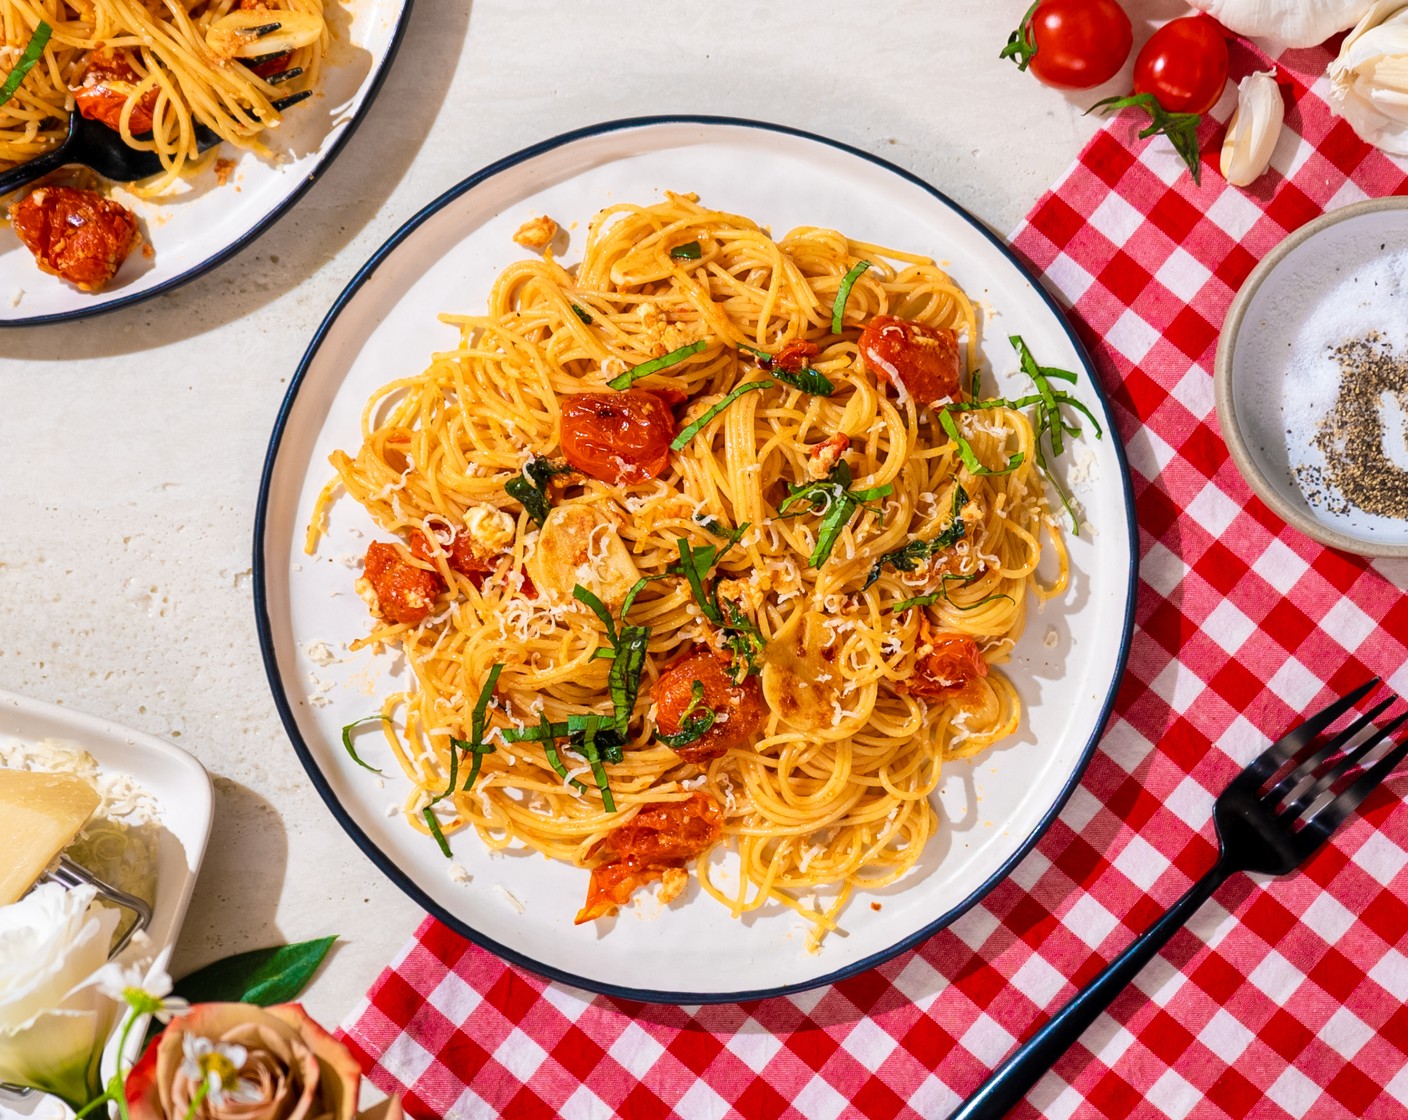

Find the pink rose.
xmin=124 ymin=1002 xmax=401 ymax=1120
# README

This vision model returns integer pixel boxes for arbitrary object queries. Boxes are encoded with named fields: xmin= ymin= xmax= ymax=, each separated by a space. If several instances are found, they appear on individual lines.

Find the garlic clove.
xmin=1221 ymin=69 xmax=1285 ymax=187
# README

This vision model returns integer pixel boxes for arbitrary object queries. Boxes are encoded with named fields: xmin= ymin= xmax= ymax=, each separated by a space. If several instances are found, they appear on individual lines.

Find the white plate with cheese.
xmin=0 ymin=689 xmax=212 ymax=953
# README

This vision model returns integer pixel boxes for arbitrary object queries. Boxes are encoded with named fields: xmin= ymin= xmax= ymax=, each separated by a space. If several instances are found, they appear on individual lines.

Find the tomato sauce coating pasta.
xmin=314 ymin=193 xmax=1071 ymax=943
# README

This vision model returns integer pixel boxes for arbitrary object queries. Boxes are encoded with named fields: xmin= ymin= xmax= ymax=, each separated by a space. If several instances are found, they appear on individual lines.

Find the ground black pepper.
xmin=1292 ymin=334 xmax=1408 ymax=521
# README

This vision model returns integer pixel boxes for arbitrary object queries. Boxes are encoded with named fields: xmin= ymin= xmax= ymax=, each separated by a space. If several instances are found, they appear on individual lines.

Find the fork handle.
xmin=948 ymin=864 xmax=1230 ymax=1120
xmin=0 ymin=143 xmax=72 ymax=196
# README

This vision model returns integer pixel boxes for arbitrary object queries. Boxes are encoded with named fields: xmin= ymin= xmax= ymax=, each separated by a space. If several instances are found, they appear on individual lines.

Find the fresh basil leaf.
xmin=891 ymin=593 xmax=941 ymax=612
xmin=0 ymin=22 xmax=50 ymax=109
xmin=670 ymin=241 xmax=702 ymax=260
xmin=831 ymin=260 xmax=872 ymax=333
xmin=939 ymin=409 xmax=1025 ymax=477
xmin=607 ymin=339 xmax=708 ymax=390
xmin=671 ymin=379 xmax=774 ymax=451
xmin=573 ymin=584 xmax=617 ymax=644
xmin=424 ymin=808 xmax=453 ymax=858
xmin=863 ymin=483 xmax=968 ymax=589
xmin=340 ymin=716 xmax=388 ymax=773
xmin=173 ymin=937 xmax=337 ymax=1006
xmin=771 ymin=365 xmax=835 ymax=396
xmin=657 ymin=679 xmax=718 ymax=747
xmin=571 ymin=303 xmax=594 ymax=325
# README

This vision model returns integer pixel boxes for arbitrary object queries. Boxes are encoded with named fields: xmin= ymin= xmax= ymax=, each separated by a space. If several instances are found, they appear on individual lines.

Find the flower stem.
xmin=183 ymin=1081 xmax=210 ymax=1120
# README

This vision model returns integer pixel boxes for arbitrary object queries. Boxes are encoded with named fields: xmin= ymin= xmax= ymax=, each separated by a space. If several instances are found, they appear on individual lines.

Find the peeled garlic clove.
xmin=1221 ymin=69 xmax=1285 ymax=187
xmin=206 ymin=10 xmax=324 ymax=60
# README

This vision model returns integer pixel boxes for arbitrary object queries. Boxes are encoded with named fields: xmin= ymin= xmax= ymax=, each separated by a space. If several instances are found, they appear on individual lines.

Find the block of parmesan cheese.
xmin=0 ymin=769 xmax=101 ymax=906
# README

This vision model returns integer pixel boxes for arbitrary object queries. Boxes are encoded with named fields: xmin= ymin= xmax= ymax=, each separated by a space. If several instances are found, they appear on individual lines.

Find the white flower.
xmin=179 ymin=1035 xmax=262 ymax=1106
xmin=93 ymin=948 xmax=189 ymax=1023
xmin=0 ymin=883 xmax=120 ymax=1107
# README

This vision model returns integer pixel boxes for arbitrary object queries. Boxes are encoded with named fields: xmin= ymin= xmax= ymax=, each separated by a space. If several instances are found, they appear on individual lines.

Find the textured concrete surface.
xmin=0 ymin=1 xmax=1173 ymax=1027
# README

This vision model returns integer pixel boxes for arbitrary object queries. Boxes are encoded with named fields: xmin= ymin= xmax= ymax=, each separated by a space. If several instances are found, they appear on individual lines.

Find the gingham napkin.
xmin=338 ymin=41 xmax=1408 ymax=1120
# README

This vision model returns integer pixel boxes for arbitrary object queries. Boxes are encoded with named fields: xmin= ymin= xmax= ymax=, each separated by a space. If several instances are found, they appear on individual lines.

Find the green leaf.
xmin=863 ymin=483 xmax=968 ymax=589
xmin=341 ymin=716 xmax=388 ymax=774
xmin=770 ymin=365 xmax=835 ymax=396
xmin=670 ymin=379 xmax=774 ymax=451
xmin=571 ymin=303 xmax=594 ymax=325
xmin=832 ymin=260 xmax=872 ymax=333
xmin=1089 ymin=92 xmax=1203 ymax=185
xmin=173 ymin=937 xmax=337 ymax=1006
xmin=607 ymin=339 xmax=708 ymax=390
xmin=891 ymin=593 xmax=940 ymax=612
xmin=656 ymin=679 xmax=718 ymax=747
xmin=0 ymin=22 xmax=51 ymax=109
xmin=424 ymin=808 xmax=453 ymax=858
xmin=573 ymin=583 xmax=617 ymax=644
xmin=506 ymin=457 xmax=573 ymax=528
xmin=938 ymin=409 xmax=1025 ymax=477
xmin=670 ymin=240 xmax=703 ymax=259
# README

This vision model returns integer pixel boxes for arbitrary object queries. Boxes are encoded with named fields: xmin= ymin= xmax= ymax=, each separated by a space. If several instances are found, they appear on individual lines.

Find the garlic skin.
xmin=1329 ymin=1 xmax=1408 ymax=155
xmin=1221 ymin=70 xmax=1285 ymax=186
xmin=1190 ymin=0 xmax=1372 ymax=48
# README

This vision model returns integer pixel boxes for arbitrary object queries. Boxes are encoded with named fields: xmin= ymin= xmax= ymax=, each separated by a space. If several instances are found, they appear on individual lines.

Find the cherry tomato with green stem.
xmin=1000 ymin=0 xmax=1133 ymax=90
xmin=1133 ymin=14 xmax=1229 ymax=115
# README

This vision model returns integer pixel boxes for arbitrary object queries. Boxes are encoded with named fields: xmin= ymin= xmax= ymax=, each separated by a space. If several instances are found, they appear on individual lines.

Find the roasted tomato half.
xmin=361 ymin=541 xmax=444 ymax=626
xmin=907 ymin=635 xmax=988 ymax=699
xmin=409 ymin=528 xmax=494 ymax=588
xmin=653 ymin=645 xmax=765 ymax=764
xmin=559 ymin=390 xmax=676 ymax=484
xmin=859 ymin=315 xmax=963 ymax=408
xmin=576 ymin=792 xmax=724 ymax=923
xmin=8 ymin=187 xmax=141 ymax=293
xmin=74 ymin=50 xmax=160 ymax=134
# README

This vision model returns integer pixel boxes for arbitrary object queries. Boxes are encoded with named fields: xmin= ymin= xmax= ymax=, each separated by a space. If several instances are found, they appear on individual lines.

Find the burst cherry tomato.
xmin=1133 ymin=15 xmax=1228 ymax=115
xmin=858 ymin=315 xmax=963 ymax=408
xmin=907 ymin=636 xmax=988 ymax=699
xmin=653 ymin=646 xmax=765 ymax=764
xmin=1007 ymin=0 xmax=1133 ymax=90
xmin=8 ymin=187 xmax=141 ymax=293
xmin=73 ymin=50 xmax=159 ymax=134
xmin=559 ymin=389 xmax=676 ymax=484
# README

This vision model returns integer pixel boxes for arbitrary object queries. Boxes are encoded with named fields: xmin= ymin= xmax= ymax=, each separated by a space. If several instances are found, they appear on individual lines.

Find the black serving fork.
xmin=952 ymin=679 xmax=1408 ymax=1120
xmin=0 ymin=42 xmax=310 ymax=195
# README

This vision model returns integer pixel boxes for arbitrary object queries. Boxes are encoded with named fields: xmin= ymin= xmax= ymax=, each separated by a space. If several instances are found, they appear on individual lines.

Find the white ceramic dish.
xmin=0 ymin=0 xmax=412 ymax=326
xmin=0 ymin=688 xmax=211 ymax=1114
xmin=1216 ymin=197 xmax=1408 ymax=557
xmin=255 ymin=117 xmax=1138 ymax=1002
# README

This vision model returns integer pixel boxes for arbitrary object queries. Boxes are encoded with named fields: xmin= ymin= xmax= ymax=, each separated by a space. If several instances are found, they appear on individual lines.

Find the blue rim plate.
xmin=0 ymin=0 xmax=414 ymax=327
xmin=253 ymin=116 xmax=1138 ymax=1004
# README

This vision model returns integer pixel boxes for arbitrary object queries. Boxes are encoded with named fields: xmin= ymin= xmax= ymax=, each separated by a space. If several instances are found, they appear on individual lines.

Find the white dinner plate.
xmin=254 ymin=117 xmax=1137 ymax=1003
xmin=0 ymin=0 xmax=412 ymax=326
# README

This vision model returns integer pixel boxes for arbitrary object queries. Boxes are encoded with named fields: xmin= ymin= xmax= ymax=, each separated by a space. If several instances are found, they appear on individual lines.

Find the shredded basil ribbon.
xmin=938 ymin=409 xmax=1025 ymax=477
xmin=606 ymin=339 xmax=707 ymax=390
xmin=506 ymin=456 xmax=572 ymax=528
xmin=670 ymin=379 xmax=774 ymax=451
xmin=736 ymin=344 xmax=834 ymax=396
xmin=423 ymin=808 xmax=453 ymax=858
xmin=670 ymin=241 xmax=702 ymax=260
xmin=656 ymin=679 xmax=717 ymax=748
xmin=571 ymin=303 xmax=594 ymax=325
xmin=441 ymin=663 xmax=503 ymax=799
xmin=0 ymin=22 xmax=51 ymax=109
xmin=891 ymin=593 xmax=940 ymax=612
xmin=778 ymin=461 xmax=893 ymax=569
xmin=864 ymin=483 xmax=969 ymax=590
xmin=340 ymin=715 xmax=389 ymax=774
xmin=831 ymin=260 xmax=871 ymax=334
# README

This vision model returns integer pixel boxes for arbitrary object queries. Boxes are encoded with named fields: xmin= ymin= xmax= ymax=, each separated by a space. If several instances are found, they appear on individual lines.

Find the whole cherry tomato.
xmin=653 ymin=645 xmax=765 ymax=763
xmin=1133 ymin=15 xmax=1229 ymax=116
xmin=559 ymin=389 xmax=676 ymax=484
xmin=1006 ymin=0 xmax=1133 ymax=90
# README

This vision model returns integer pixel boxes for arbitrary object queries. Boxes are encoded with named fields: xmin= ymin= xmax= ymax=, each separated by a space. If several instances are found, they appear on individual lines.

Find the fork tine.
xmin=1279 ymin=708 xmax=1408 ymax=820
xmin=265 ymin=66 xmax=303 ymax=86
xmin=271 ymin=90 xmax=311 ymax=112
xmin=1234 ymin=678 xmax=1381 ymax=790
xmin=1295 ymin=732 xmax=1408 ymax=856
xmin=1269 ymin=695 xmax=1397 ymax=802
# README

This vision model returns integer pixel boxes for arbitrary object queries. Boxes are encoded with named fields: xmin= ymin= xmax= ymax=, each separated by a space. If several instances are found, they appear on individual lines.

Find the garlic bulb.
xmin=1221 ymin=70 xmax=1285 ymax=186
xmin=1190 ymin=0 xmax=1373 ymax=48
xmin=1329 ymin=1 xmax=1408 ymax=154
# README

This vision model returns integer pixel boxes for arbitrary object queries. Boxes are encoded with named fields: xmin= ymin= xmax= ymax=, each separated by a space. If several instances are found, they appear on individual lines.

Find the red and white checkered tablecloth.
xmin=338 ymin=40 xmax=1408 ymax=1120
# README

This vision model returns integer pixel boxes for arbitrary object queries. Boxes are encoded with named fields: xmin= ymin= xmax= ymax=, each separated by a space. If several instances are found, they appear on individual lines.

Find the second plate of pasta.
xmin=256 ymin=116 xmax=1137 ymax=1001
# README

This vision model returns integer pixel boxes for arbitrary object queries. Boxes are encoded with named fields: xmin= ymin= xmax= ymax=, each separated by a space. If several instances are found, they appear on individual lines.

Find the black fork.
xmin=952 ymin=679 xmax=1408 ymax=1119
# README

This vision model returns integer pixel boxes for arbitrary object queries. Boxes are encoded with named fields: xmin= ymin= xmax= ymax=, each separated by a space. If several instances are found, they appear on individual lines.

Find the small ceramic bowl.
xmin=1215 ymin=196 xmax=1408 ymax=558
